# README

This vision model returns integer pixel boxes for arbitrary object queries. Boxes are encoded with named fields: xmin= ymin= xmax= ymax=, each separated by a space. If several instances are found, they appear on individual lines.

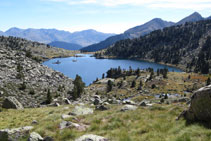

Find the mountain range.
xmin=81 ymin=12 xmax=211 ymax=52
xmin=48 ymin=41 xmax=83 ymax=51
xmin=0 ymin=28 xmax=115 ymax=47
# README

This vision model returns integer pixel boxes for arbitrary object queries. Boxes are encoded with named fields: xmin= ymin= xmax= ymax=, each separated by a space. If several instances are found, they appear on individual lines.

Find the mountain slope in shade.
xmin=4 ymin=28 xmax=115 ymax=47
xmin=104 ymin=20 xmax=211 ymax=74
xmin=81 ymin=34 xmax=128 ymax=52
xmin=81 ymin=18 xmax=174 ymax=52
xmin=207 ymin=16 xmax=211 ymax=20
xmin=176 ymin=12 xmax=203 ymax=25
xmin=49 ymin=41 xmax=83 ymax=50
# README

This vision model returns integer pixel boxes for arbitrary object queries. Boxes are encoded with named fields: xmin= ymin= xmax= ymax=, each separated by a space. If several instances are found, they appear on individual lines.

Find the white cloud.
xmin=44 ymin=0 xmax=211 ymax=10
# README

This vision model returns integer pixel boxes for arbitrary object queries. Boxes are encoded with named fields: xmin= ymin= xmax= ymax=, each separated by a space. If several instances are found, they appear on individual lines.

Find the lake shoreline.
xmin=94 ymin=55 xmax=185 ymax=72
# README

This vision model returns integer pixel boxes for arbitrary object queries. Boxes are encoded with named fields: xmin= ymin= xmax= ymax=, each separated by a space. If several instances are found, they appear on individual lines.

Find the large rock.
xmin=123 ymin=100 xmax=136 ymax=105
xmin=59 ymin=121 xmax=87 ymax=131
xmin=2 ymin=97 xmax=24 ymax=109
xmin=75 ymin=134 xmax=108 ymax=141
xmin=184 ymin=85 xmax=211 ymax=122
xmin=95 ymin=105 xmax=109 ymax=111
xmin=61 ymin=114 xmax=73 ymax=119
xmin=0 ymin=126 xmax=33 ymax=141
xmin=121 ymin=105 xmax=137 ymax=112
xmin=28 ymin=132 xmax=43 ymax=141
xmin=70 ymin=106 xmax=94 ymax=116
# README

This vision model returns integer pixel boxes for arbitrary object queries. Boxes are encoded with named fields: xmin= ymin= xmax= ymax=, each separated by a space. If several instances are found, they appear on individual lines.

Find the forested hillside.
xmin=104 ymin=20 xmax=211 ymax=74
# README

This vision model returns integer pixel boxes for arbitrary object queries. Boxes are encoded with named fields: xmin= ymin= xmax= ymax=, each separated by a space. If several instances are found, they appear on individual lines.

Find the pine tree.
xmin=107 ymin=80 xmax=113 ymax=92
xmin=46 ymin=89 xmax=52 ymax=104
xmin=131 ymin=80 xmax=136 ymax=88
xmin=207 ymin=77 xmax=211 ymax=86
xmin=72 ymin=75 xmax=85 ymax=100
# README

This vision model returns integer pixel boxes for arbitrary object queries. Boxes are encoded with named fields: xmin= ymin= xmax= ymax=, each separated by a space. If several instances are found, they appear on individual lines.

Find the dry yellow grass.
xmin=1 ymin=104 xmax=211 ymax=141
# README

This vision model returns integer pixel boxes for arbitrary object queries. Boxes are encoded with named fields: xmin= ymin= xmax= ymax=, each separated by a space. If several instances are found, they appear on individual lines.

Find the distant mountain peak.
xmin=191 ymin=12 xmax=202 ymax=16
xmin=176 ymin=12 xmax=203 ymax=25
xmin=124 ymin=18 xmax=174 ymax=38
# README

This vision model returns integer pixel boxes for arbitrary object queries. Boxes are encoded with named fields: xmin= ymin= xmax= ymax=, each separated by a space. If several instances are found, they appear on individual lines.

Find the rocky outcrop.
xmin=2 ymin=97 xmax=24 ymax=109
xmin=75 ymin=134 xmax=108 ymax=141
xmin=0 ymin=37 xmax=74 ymax=108
xmin=70 ymin=106 xmax=94 ymax=116
xmin=183 ymin=85 xmax=211 ymax=122
xmin=0 ymin=126 xmax=33 ymax=141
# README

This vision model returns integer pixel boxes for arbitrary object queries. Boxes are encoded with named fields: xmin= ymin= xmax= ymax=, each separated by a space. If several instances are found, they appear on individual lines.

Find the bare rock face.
xmin=184 ymin=85 xmax=211 ymax=122
xmin=2 ymin=97 xmax=24 ymax=110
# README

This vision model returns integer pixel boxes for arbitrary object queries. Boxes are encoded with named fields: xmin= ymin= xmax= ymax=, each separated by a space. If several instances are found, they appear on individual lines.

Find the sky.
xmin=0 ymin=0 xmax=211 ymax=34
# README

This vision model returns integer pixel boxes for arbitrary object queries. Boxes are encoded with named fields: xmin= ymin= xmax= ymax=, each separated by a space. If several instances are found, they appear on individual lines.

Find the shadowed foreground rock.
xmin=0 ymin=126 xmax=33 ymax=141
xmin=184 ymin=85 xmax=211 ymax=122
xmin=2 ymin=97 xmax=24 ymax=110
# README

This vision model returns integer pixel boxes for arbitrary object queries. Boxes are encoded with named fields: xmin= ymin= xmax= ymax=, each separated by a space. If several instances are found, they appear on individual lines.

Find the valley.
xmin=0 ymin=10 xmax=211 ymax=141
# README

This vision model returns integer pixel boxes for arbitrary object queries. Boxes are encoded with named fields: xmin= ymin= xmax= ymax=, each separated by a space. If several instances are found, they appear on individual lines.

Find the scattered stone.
xmin=75 ymin=134 xmax=108 ymax=141
xmin=32 ymin=120 xmax=38 ymax=125
xmin=95 ymin=105 xmax=109 ymax=111
xmin=59 ymin=121 xmax=72 ymax=130
xmin=54 ymin=103 xmax=60 ymax=107
xmin=139 ymin=101 xmax=147 ymax=106
xmin=103 ymin=102 xmax=109 ymax=105
xmin=59 ymin=121 xmax=88 ymax=131
xmin=64 ymin=98 xmax=71 ymax=105
xmin=94 ymin=95 xmax=101 ymax=99
xmin=70 ymin=106 xmax=94 ymax=116
xmin=2 ymin=97 xmax=24 ymax=110
xmin=183 ymin=85 xmax=211 ymax=122
xmin=61 ymin=114 xmax=73 ymax=119
xmin=94 ymin=98 xmax=101 ymax=105
xmin=0 ymin=126 xmax=33 ymax=141
xmin=121 ymin=105 xmax=137 ymax=112
xmin=178 ymin=98 xmax=190 ymax=103
xmin=28 ymin=132 xmax=43 ymax=141
xmin=123 ymin=100 xmax=136 ymax=105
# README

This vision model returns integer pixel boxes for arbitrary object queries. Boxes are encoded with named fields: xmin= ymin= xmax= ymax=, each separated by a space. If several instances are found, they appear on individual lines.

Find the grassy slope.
xmin=1 ymin=72 xmax=211 ymax=141
xmin=0 ymin=104 xmax=211 ymax=141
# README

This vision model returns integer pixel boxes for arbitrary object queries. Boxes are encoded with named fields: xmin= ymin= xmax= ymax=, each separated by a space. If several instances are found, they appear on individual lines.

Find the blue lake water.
xmin=43 ymin=54 xmax=182 ymax=86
